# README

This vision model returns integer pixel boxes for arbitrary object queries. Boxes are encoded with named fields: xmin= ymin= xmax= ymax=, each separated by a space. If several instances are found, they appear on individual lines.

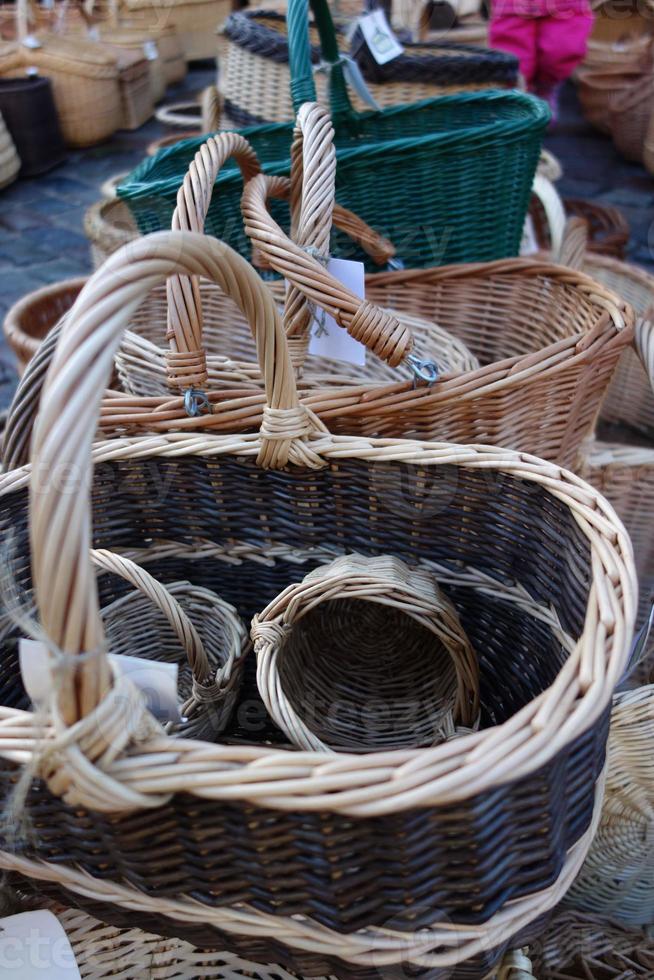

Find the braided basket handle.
xmin=91 ymin=549 xmax=210 ymax=683
xmin=167 ymin=133 xmax=262 ymax=390
xmin=242 ymin=175 xmax=413 ymax=368
xmin=496 ymin=949 xmax=534 ymax=979
xmin=29 ymin=231 xmax=319 ymax=724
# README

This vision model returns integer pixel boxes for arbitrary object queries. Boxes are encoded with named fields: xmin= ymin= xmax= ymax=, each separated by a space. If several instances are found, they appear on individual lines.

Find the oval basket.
xmin=0 ymin=228 xmax=636 ymax=978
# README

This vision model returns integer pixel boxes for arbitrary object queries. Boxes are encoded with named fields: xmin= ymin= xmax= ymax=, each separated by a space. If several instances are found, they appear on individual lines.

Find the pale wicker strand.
xmin=167 ymin=133 xmax=262 ymax=389
xmin=90 ymin=548 xmax=210 ymax=683
xmin=241 ymin=172 xmax=413 ymax=367
xmin=496 ymin=949 xmax=534 ymax=979
xmin=283 ymin=103 xmax=336 ymax=363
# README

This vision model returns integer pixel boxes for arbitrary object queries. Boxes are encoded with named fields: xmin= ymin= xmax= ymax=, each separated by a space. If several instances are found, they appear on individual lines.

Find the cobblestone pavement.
xmin=0 ymin=73 xmax=652 ymax=409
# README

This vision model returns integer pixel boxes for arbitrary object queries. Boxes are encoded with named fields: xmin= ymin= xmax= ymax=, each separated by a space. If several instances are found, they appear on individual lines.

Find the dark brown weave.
xmin=0 ymin=450 xmax=608 ymax=975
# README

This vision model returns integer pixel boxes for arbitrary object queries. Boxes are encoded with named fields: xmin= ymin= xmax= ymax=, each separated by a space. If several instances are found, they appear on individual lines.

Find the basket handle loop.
xmin=91 ymin=549 xmax=211 ymax=683
xmin=29 ymin=231 xmax=320 ymax=724
xmin=288 ymin=0 xmax=354 ymax=118
xmin=242 ymin=171 xmax=413 ymax=368
xmin=166 ymin=133 xmax=262 ymax=391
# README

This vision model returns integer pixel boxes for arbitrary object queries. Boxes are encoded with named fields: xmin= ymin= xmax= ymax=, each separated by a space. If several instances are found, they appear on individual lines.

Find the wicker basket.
xmin=220 ymin=9 xmax=516 ymax=125
xmin=0 ymin=34 xmax=121 ymax=147
xmin=0 ymin=74 xmax=66 ymax=176
xmin=0 ymin=227 xmax=636 ymax=977
xmin=530 ymin=910 xmax=654 ymax=978
xmin=609 ymin=70 xmax=654 ymax=162
xmin=93 ymin=550 xmax=250 ymax=740
xmin=114 ymin=47 xmax=153 ymax=129
xmin=645 ymin=102 xmax=654 ymax=175
xmin=84 ymin=197 xmax=139 ymax=267
xmin=99 ymin=26 xmax=167 ymax=102
xmin=576 ymin=65 xmax=644 ymax=135
xmin=530 ymin=192 xmax=629 ymax=260
xmin=253 ymin=553 xmax=479 ymax=752
xmin=2 ymin=277 xmax=86 ymax=373
xmin=0 ymin=107 xmax=18 ymax=187
xmin=112 ymin=21 xmax=187 ymax=84
xmin=119 ymin=0 xmax=232 ymax=60
xmin=562 ymin=684 xmax=654 ymax=924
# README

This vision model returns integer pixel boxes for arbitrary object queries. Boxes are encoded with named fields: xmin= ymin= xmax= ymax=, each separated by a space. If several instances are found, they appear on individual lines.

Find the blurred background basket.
xmin=0 ymin=107 xmax=19 ymax=188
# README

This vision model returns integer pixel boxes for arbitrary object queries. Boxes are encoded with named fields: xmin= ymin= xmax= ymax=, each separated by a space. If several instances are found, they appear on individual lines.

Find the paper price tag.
xmin=357 ymin=9 xmax=403 ymax=65
xmin=143 ymin=40 xmax=159 ymax=60
xmin=307 ymin=258 xmax=367 ymax=366
xmin=520 ymin=214 xmax=539 ymax=256
xmin=20 ymin=639 xmax=180 ymax=723
xmin=0 ymin=911 xmax=81 ymax=979
xmin=87 ymin=25 xmax=100 ymax=41
xmin=21 ymin=35 xmax=42 ymax=49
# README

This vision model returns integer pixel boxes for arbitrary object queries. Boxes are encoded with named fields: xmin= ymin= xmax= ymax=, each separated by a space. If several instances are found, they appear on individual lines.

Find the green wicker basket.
xmin=118 ymin=0 xmax=548 ymax=269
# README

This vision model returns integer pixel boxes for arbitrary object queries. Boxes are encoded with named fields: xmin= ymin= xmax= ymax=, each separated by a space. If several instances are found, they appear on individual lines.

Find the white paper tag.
xmin=0 ymin=911 xmax=81 ymax=980
xmin=308 ymin=258 xmax=367 ymax=366
xmin=21 ymin=35 xmax=42 ymax=50
xmin=520 ymin=213 xmax=539 ymax=255
xmin=143 ymin=40 xmax=159 ymax=60
xmin=87 ymin=25 xmax=100 ymax=41
xmin=357 ymin=10 xmax=403 ymax=65
xmin=19 ymin=639 xmax=180 ymax=723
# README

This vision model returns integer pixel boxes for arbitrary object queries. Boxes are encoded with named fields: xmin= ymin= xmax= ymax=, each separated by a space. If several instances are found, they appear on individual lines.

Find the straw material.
xmin=99 ymin=26 xmax=167 ymax=102
xmin=609 ymin=70 xmax=654 ymax=163
xmin=120 ymin=0 xmax=232 ymax=60
xmin=0 ymin=107 xmax=18 ymax=187
xmin=252 ymin=553 xmax=480 ymax=752
xmin=530 ymin=195 xmax=629 ymax=260
xmin=109 ymin=22 xmax=186 ymax=84
xmin=113 ymin=47 xmax=153 ymax=129
xmin=97 ymin=559 xmax=250 ymax=739
xmin=221 ymin=10 xmax=516 ymax=125
xmin=0 ymin=228 xmax=635 ymax=974
xmin=2 ymin=276 xmax=86 ymax=373
xmin=84 ymin=197 xmax=139 ymax=267
xmin=563 ymin=685 xmax=654 ymax=924
xmin=530 ymin=910 xmax=654 ymax=978
xmin=0 ymin=35 xmax=121 ymax=147
xmin=576 ymin=66 xmax=643 ymax=135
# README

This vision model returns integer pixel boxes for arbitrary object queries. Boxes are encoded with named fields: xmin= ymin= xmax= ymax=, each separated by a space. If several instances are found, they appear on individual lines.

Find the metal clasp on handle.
xmin=184 ymin=389 xmax=212 ymax=418
xmin=407 ymin=354 xmax=439 ymax=386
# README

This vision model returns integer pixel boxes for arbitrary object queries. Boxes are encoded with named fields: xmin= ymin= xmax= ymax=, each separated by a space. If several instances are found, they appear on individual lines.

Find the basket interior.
xmin=1 ymin=453 xmax=590 ymax=738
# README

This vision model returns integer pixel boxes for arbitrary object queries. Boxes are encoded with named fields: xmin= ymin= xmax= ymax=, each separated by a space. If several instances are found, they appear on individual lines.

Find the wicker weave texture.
xmin=0 ymin=106 xmax=18 ymax=187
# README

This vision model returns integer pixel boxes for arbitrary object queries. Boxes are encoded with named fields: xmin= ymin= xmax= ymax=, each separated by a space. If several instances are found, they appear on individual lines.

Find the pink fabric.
xmin=489 ymin=10 xmax=593 ymax=92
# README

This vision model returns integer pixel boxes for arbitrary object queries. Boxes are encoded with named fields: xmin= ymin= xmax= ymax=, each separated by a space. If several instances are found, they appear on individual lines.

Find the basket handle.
xmin=288 ymin=0 xmax=354 ymax=118
xmin=166 ymin=133 xmax=262 ymax=390
xmin=29 ymin=231 xmax=319 ymax=725
xmin=90 ymin=549 xmax=211 ymax=683
xmin=167 ymin=120 xmax=403 ymax=385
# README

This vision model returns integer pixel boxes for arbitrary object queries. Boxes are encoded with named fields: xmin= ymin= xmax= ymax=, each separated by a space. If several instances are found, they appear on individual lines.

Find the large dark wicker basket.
xmin=0 ymin=233 xmax=634 ymax=979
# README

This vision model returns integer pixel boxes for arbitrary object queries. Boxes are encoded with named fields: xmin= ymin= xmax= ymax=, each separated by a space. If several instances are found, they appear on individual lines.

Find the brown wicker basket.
xmin=576 ymin=65 xmax=643 ymax=134
xmin=530 ymin=909 xmax=654 ymax=978
xmin=99 ymin=26 xmax=167 ymax=102
xmin=530 ymin=194 xmax=629 ymax=260
xmin=0 ymin=227 xmax=636 ymax=977
xmin=0 ymin=33 xmax=121 ymax=147
xmin=253 ymin=553 xmax=480 ymax=752
xmin=645 ymin=101 xmax=654 ymax=175
xmin=0 ymin=106 xmax=18 ymax=187
xmin=84 ymin=197 xmax=139 ymax=267
xmin=114 ymin=47 xmax=153 ymax=129
xmin=609 ymin=70 xmax=654 ymax=162
xmin=119 ymin=0 xmax=232 ymax=60
xmin=2 ymin=277 xmax=86 ymax=373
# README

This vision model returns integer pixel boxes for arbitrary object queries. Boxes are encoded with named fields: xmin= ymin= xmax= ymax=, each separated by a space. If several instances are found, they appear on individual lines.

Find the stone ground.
xmin=0 ymin=71 xmax=652 ymax=409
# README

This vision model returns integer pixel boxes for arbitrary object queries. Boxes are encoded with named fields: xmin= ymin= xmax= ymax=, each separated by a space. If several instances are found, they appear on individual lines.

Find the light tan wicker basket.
xmin=114 ymin=46 xmax=153 ymax=129
xmin=252 ymin=553 xmax=479 ymax=752
xmin=0 ymin=33 xmax=121 ymax=147
xmin=119 ymin=0 xmax=232 ymax=60
xmin=99 ymin=25 xmax=167 ymax=102
xmin=0 ymin=106 xmax=18 ymax=187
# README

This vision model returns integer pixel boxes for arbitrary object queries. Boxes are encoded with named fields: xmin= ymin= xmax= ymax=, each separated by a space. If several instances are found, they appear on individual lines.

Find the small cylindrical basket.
xmin=3 ymin=277 xmax=86 ymax=373
xmin=253 ymin=553 xmax=479 ymax=752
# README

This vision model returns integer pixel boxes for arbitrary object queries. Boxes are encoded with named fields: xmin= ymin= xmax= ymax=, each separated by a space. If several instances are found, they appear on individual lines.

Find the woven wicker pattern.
xmin=0 ymin=107 xmax=18 ymax=187
xmin=531 ymin=195 xmax=629 ymax=259
xmin=531 ymin=910 xmax=654 ymax=978
xmin=113 ymin=47 xmax=153 ymax=129
xmin=120 ymin=0 xmax=232 ymax=60
xmin=107 ymin=22 xmax=186 ymax=84
xmin=564 ymin=685 xmax=654 ymax=925
xmin=576 ymin=66 xmax=644 ymax=135
xmin=0 ymin=229 xmax=635 ymax=976
xmin=2 ymin=277 xmax=86 ymax=372
xmin=609 ymin=70 xmax=654 ymax=163
xmin=100 ymin=26 xmax=167 ymax=102
xmin=0 ymin=34 xmax=121 ymax=147
xmin=253 ymin=553 xmax=480 ymax=751
xmin=221 ymin=10 xmax=517 ymax=125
